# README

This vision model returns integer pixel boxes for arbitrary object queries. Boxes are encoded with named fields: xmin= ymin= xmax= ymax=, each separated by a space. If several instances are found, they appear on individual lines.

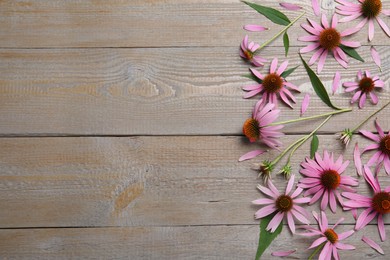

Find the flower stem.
xmin=308 ymin=242 xmax=326 ymax=260
xmin=351 ymin=100 xmax=390 ymax=132
xmin=271 ymin=136 xmax=306 ymax=165
xmin=255 ymin=11 xmax=306 ymax=52
xmin=268 ymin=108 xmax=351 ymax=126
xmin=287 ymin=115 xmax=332 ymax=164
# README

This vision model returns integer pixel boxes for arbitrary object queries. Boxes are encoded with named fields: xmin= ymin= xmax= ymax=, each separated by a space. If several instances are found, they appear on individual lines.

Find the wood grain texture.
xmin=0 ymin=135 xmax=389 ymax=228
xmin=0 ymin=0 xmax=389 ymax=48
xmin=0 ymin=46 xmax=389 ymax=135
xmin=0 ymin=225 xmax=387 ymax=259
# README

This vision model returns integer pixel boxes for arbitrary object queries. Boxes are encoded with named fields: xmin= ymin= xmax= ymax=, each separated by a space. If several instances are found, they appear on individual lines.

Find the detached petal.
xmin=301 ymin=94 xmax=310 ymax=116
xmin=312 ymin=0 xmax=320 ymax=16
xmin=332 ymin=72 xmax=341 ymax=95
xmin=271 ymin=250 xmax=296 ymax=257
xmin=243 ymin=25 xmax=269 ymax=32
xmin=239 ymin=149 xmax=266 ymax=162
xmin=354 ymin=143 xmax=363 ymax=176
xmin=362 ymin=236 xmax=384 ymax=255
xmin=279 ymin=3 xmax=302 ymax=11
xmin=371 ymin=46 xmax=381 ymax=71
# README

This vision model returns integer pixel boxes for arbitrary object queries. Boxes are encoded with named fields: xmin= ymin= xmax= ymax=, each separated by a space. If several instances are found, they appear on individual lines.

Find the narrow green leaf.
xmin=242 ymin=1 xmax=291 ymax=26
xmin=280 ymin=65 xmax=299 ymax=78
xmin=299 ymin=54 xmax=341 ymax=110
xmin=255 ymin=214 xmax=283 ymax=260
xmin=283 ymin=32 xmax=289 ymax=57
xmin=340 ymin=45 xmax=364 ymax=62
xmin=310 ymin=134 xmax=319 ymax=159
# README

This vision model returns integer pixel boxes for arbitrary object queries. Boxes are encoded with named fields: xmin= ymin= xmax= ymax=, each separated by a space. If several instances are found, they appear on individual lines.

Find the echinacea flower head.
xmin=242 ymin=99 xmax=284 ymax=148
xmin=360 ymin=119 xmax=390 ymax=174
xmin=299 ymin=211 xmax=355 ymax=259
xmin=242 ymin=58 xmax=300 ymax=108
xmin=299 ymin=14 xmax=361 ymax=73
xmin=239 ymin=35 xmax=267 ymax=67
xmin=299 ymin=151 xmax=359 ymax=213
xmin=343 ymin=70 xmax=384 ymax=109
xmin=338 ymin=128 xmax=353 ymax=146
xmin=256 ymin=160 xmax=274 ymax=182
xmin=342 ymin=166 xmax=390 ymax=241
xmin=253 ymin=175 xmax=311 ymax=233
xmin=336 ymin=0 xmax=390 ymax=41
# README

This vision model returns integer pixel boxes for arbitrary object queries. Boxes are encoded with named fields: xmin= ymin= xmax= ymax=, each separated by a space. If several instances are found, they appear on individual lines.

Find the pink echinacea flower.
xmin=240 ymin=35 xmax=267 ymax=67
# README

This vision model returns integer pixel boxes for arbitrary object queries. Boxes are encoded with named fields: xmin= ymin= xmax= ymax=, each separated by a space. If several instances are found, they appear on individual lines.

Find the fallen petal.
xmin=362 ymin=236 xmax=384 ymax=255
xmin=371 ymin=46 xmax=381 ymax=71
xmin=354 ymin=143 xmax=362 ymax=176
xmin=332 ymin=72 xmax=341 ymax=95
xmin=312 ymin=0 xmax=320 ymax=16
xmin=271 ymin=250 xmax=296 ymax=257
xmin=301 ymin=93 xmax=310 ymax=116
xmin=279 ymin=3 xmax=302 ymax=11
xmin=238 ymin=150 xmax=266 ymax=162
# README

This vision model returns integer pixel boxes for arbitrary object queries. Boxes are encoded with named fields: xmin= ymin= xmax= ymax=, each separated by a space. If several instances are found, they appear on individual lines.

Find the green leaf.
xmin=242 ymin=1 xmax=291 ymax=26
xmin=280 ymin=65 xmax=299 ymax=78
xmin=299 ymin=54 xmax=341 ymax=110
xmin=310 ymin=134 xmax=319 ymax=159
xmin=255 ymin=214 xmax=283 ymax=260
xmin=339 ymin=45 xmax=364 ymax=62
xmin=283 ymin=32 xmax=289 ymax=57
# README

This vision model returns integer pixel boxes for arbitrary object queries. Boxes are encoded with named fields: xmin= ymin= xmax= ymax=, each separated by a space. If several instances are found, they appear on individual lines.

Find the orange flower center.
xmin=372 ymin=192 xmax=390 ymax=214
xmin=321 ymin=170 xmax=341 ymax=190
xmin=324 ymin=229 xmax=338 ymax=244
xmin=262 ymin=73 xmax=283 ymax=93
xmin=243 ymin=118 xmax=259 ymax=142
xmin=362 ymin=0 xmax=382 ymax=18
xmin=244 ymin=50 xmax=254 ymax=60
xmin=319 ymin=28 xmax=341 ymax=50
xmin=358 ymin=77 xmax=375 ymax=93
xmin=379 ymin=135 xmax=390 ymax=156
xmin=275 ymin=195 xmax=293 ymax=212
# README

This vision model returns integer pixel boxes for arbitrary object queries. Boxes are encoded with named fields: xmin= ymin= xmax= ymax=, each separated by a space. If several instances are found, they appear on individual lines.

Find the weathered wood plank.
xmin=0 ymin=225 xmax=387 ymax=259
xmin=0 ymin=0 xmax=389 ymax=48
xmin=0 ymin=135 xmax=389 ymax=228
xmin=0 ymin=46 xmax=389 ymax=135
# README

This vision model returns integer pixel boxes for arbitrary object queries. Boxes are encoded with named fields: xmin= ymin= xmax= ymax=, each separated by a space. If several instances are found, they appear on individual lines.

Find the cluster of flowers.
xmin=239 ymin=0 xmax=389 ymax=258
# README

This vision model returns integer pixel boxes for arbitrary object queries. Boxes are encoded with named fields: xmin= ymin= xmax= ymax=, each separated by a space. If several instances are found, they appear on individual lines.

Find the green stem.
xmin=308 ymin=242 xmax=326 ymax=260
xmin=268 ymin=108 xmax=351 ymax=126
xmin=287 ymin=115 xmax=332 ymax=164
xmin=351 ymin=100 xmax=390 ymax=132
xmin=271 ymin=136 xmax=306 ymax=165
xmin=255 ymin=11 xmax=306 ymax=52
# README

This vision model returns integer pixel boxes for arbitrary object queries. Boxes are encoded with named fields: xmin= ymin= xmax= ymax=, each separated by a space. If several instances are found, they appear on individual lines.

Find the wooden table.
xmin=0 ymin=0 xmax=389 ymax=258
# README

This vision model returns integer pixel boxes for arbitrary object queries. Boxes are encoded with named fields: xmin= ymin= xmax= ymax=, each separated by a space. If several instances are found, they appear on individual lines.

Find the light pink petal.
xmin=321 ymin=14 xmax=329 ymax=28
xmin=331 ymin=14 xmax=338 ymax=28
xmin=335 ymin=243 xmax=355 ymax=250
xmin=239 ymin=149 xmax=266 ymax=162
xmin=252 ymin=198 xmax=275 ymax=205
xmin=254 ymin=204 xmax=277 ymax=219
xmin=329 ymin=191 xmax=337 ymax=213
xmin=267 ymin=179 xmax=280 ymax=197
xmin=355 ymin=207 xmax=374 ymax=230
xmin=298 ymin=35 xmax=319 ymax=42
xmin=341 ymin=27 xmax=360 ymax=36
xmin=374 ymin=119 xmax=385 ymax=137
xmin=377 ymin=17 xmax=390 ymax=37
xmin=378 ymin=214 xmax=386 ymax=241
xmin=369 ymin=92 xmax=378 ymax=105
xmin=363 ymin=165 xmax=381 ymax=192
xmin=333 ymin=245 xmax=340 ymax=260
xmin=332 ymin=72 xmax=341 ymax=95
xmin=270 ymin=58 xmax=278 ymax=73
xmin=338 ymin=230 xmax=354 ymax=240
xmin=300 ymin=94 xmax=310 ymax=116
xmin=371 ymin=46 xmax=381 ymax=70
xmin=266 ymin=211 xmax=285 ymax=232
xmin=277 ymin=60 xmax=289 ymax=75
xmin=271 ymin=250 xmax=296 ymax=257
xmin=287 ymin=212 xmax=296 ymax=233
xmin=359 ymin=130 xmax=380 ymax=142
xmin=279 ymin=2 xmax=301 ymax=11
xmin=321 ymin=211 xmax=328 ymax=230
xmin=383 ymin=9 xmax=390 ymax=16
xmin=319 ymin=242 xmax=331 ymax=260
xmin=368 ymin=19 xmax=375 ymax=41
xmin=312 ymin=0 xmax=320 ymax=16
xmin=317 ymin=49 xmax=328 ymax=73
xmin=242 ymin=84 xmax=260 ymax=91
xmin=321 ymin=190 xmax=329 ymax=211
xmin=351 ymin=90 xmax=361 ymax=103
xmin=244 ymin=25 xmax=269 ymax=32
xmin=340 ymin=40 xmax=361 ymax=48
xmin=308 ymin=237 xmax=327 ymax=249
xmin=309 ymin=48 xmax=325 ymax=65
xmin=291 ymin=187 xmax=303 ymax=199
xmin=362 ymin=236 xmax=384 ymax=255
xmin=279 ymin=91 xmax=293 ymax=108
xmin=249 ymin=68 xmax=264 ymax=80
xmin=358 ymin=92 xmax=367 ymax=109
xmin=333 ymin=217 xmax=345 ymax=229
xmin=291 ymin=209 xmax=310 ymax=224
xmin=339 ymin=13 xmax=362 ymax=23
xmin=333 ymin=49 xmax=348 ymax=69
xmin=286 ymin=174 xmax=295 ymax=195
xmin=354 ymin=143 xmax=362 ymax=176
xmin=301 ymin=23 xmax=320 ymax=35
xmin=243 ymin=89 xmax=262 ymax=99
xmin=257 ymin=184 xmax=276 ymax=198
xmin=300 ymin=43 xmax=320 ymax=53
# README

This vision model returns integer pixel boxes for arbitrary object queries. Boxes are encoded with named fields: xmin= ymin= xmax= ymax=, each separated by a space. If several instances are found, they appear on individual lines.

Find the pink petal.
xmin=371 ymin=46 xmax=381 ymax=70
xmin=287 ymin=211 xmax=296 ymax=233
xmin=252 ymin=198 xmax=274 ymax=205
xmin=312 ymin=0 xmax=320 ymax=16
xmin=354 ymin=143 xmax=362 ymax=176
xmin=267 ymin=211 xmax=285 ymax=232
xmin=375 ymin=119 xmax=385 ymax=137
xmin=331 ymin=14 xmax=338 ymax=28
xmin=335 ymin=243 xmax=355 ymax=250
xmin=329 ymin=191 xmax=337 ymax=213
xmin=243 ymin=25 xmax=269 ymax=32
xmin=377 ymin=17 xmax=390 ymax=37
xmin=267 ymin=179 xmax=280 ymax=197
xmin=270 ymin=58 xmax=278 ymax=73
xmin=239 ymin=149 xmax=266 ymax=162
xmin=279 ymin=3 xmax=302 ymax=11
xmin=308 ymin=237 xmax=327 ymax=249
xmin=370 ymin=92 xmax=378 ymax=105
xmin=317 ymin=49 xmax=328 ymax=73
xmin=277 ymin=60 xmax=289 ymax=75
xmin=319 ymin=242 xmax=331 ymax=260
xmin=338 ymin=230 xmax=354 ymax=240
xmin=362 ymin=236 xmax=384 ymax=255
xmin=358 ymin=92 xmax=366 ymax=109
xmin=378 ymin=214 xmax=386 ymax=241
xmin=368 ymin=19 xmax=375 ymax=41
xmin=363 ymin=165 xmax=381 ymax=192
xmin=332 ymin=72 xmax=341 ymax=95
xmin=300 ymin=43 xmax=320 ymax=53
xmin=271 ymin=250 xmax=296 ymax=257
xmin=300 ymin=94 xmax=310 ymax=116
xmin=355 ymin=208 xmax=374 ymax=230
xmin=321 ymin=190 xmax=329 ymax=210
xmin=249 ymin=68 xmax=264 ymax=80
xmin=254 ymin=204 xmax=277 ymax=219
xmin=321 ymin=14 xmax=329 ymax=28
xmin=340 ymin=40 xmax=361 ymax=48
xmin=286 ymin=174 xmax=295 ymax=195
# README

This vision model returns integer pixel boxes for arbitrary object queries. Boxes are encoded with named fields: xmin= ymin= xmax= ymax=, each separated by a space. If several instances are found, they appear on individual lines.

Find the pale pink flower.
xmin=362 ymin=235 xmax=384 ymax=255
xmin=243 ymin=25 xmax=269 ymax=32
xmin=343 ymin=165 xmax=390 ymax=241
xmin=239 ymin=99 xmax=284 ymax=161
xmin=360 ymin=119 xmax=390 ymax=174
xmin=299 ymin=151 xmax=358 ymax=213
xmin=301 ymin=93 xmax=310 ymax=116
xmin=312 ymin=0 xmax=321 ymax=16
xmin=279 ymin=2 xmax=302 ymax=11
xmin=239 ymin=35 xmax=267 ymax=67
xmin=343 ymin=70 xmax=384 ymax=109
xmin=336 ymin=0 xmax=390 ymax=41
xmin=253 ymin=175 xmax=311 ymax=233
xmin=299 ymin=211 xmax=355 ymax=259
xmin=242 ymin=58 xmax=300 ymax=108
xmin=299 ymin=14 xmax=361 ymax=73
